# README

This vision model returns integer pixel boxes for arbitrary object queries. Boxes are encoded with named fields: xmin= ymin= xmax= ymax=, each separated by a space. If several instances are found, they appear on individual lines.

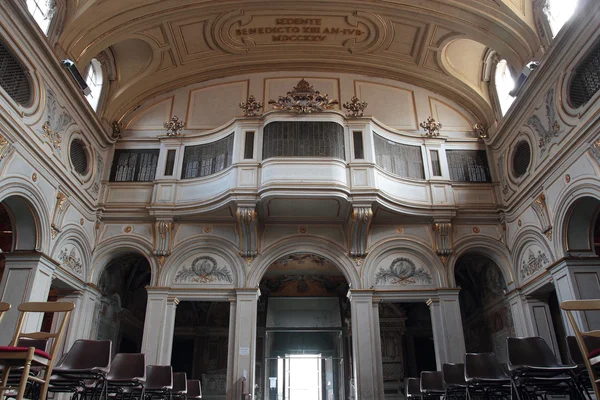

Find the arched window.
xmin=26 ymin=0 xmax=55 ymax=34
xmin=543 ymin=0 xmax=579 ymax=37
xmin=494 ymin=59 xmax=516 ymax=116
xmin=85 ymin=58 xmax=103 ymax=111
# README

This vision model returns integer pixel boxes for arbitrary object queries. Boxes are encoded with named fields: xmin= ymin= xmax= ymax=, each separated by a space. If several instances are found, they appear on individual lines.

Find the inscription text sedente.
xmin=235 ymin=17 xmax=364 ymax=42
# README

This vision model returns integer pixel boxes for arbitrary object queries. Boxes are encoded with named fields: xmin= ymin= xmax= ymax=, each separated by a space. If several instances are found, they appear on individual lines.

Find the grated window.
xmin=0 ymin=40 xmax=32 ymax=106
xmin=570 ymin=42 xmax=600 ymax=108
xmin=181 ymin=134 xmax=234 ymax=179
xmin=446 ymin=150 xmax=491 ymax=183
xmin=373 ymin=134 xmax=424 ymax=179
xmin=110 ymin=149 xmax=159 ymax=182
xmin=262 ymin=121 xmax=345 ymax=159
xmin=512 ymin=141 xmax=531 ymax=178
xmin=70 ymin=139 xmax=89 ymax=175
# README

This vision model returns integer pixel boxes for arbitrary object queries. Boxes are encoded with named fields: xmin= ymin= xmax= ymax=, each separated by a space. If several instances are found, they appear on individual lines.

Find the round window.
xmin=512 ymin=141 xmax=531 ymax=178
xmin=70 ymin=139 xmax=89 ymax=176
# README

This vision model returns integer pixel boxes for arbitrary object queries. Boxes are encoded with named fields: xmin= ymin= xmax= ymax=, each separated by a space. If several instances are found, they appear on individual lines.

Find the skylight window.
xmin=26 ymin=0 xmax=55 ymax=34
xmin=544 ymin=0 xmax=579 ymax=37
xmin=85 ymin=58 xmax=103 ymax=111
xmin=495 ymin=59 xmax=516 ymax=116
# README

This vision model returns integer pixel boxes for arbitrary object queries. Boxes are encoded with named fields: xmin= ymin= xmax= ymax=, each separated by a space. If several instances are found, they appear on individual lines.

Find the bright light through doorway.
xmin=286 ymin=354 xmax=321 ymax=400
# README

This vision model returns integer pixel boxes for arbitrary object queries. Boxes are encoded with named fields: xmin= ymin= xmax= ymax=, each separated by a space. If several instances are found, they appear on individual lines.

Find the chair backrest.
xmin=187 ymin=379 xmax=202 ymax=399
xmin=405 ymin=378 xmax=421 ymax=398
xmin=54 ymin=339 xmax=112 ymax=371
xmin=173 ymin=372 xmax=187 ymax=394
xmin=561 ymin=300 xmax=600 ymax=399
xmin=107 ymin=353 xmax=146 ymax=381
xmin=442 ymin=363 xmax=466 ymax=386
xmin=507 ymin=337 xmax=561 ymax=369
xmin=17 ymin=338 xmax=48 ymax=352
xmin=465 ymin=353 xmax=510 ymax=381
xmin=10 ymin=302 xmax=74 ymax=365
xmin=420 ymin=371 xmax=445 ymax=392
xmin=145 ymin=365 xmax=173 ymax=389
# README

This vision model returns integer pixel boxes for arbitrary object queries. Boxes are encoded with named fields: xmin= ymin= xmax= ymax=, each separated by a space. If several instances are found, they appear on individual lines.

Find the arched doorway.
xmin=257 ymin=252 xmax=350 ymax=400
xmin=97 ymin=253 xmax=151 ymax=355
xmin=455 ymin=253 xmax=514 ymax=361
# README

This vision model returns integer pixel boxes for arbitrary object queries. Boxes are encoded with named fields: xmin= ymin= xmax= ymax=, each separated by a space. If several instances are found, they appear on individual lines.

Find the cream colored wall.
xmin=122 ymin=71 xmax=479 ymax=140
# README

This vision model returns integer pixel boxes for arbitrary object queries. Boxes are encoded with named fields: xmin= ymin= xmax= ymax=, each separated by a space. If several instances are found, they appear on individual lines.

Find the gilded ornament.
xmin=239 ymin=95 xmax=263 ymax=117
xmin=472 ymin=227 xmax=481 ymax=233
xmin=473 ymin=123 xmax=488 ymax=139
xmin=0 ymin=134 xmax=11 ymax=162
xmin=56 ymin=192 xmax=67 ymax=214
xmin=299 ymin=226 xmax=308 ymax=234
xmin=42 ymin=121 xmax=62 ymax=149
xmin=124 ymin=226 xmax=133 ymax=233
xmin=420 ymin=117 xmax=442 ymax=137
xmin=518 ymin=219 xmax=522 ymax=227
xmin=353 ymin=256 xmax=365 ymax=267
xmin=80 ymin=218 xmax=84 ymax=225
xmin=268 ymin=79 xmax=338 ymax=113
xmin=565 ymin=174 xmax=570 ymax=183
xmin=396 ymin=227 xmax=404 ymax=234
xmin=204 ymin=226 xmax=212 ymax=233
xmin=163 ymin=116 xmax=185 ymax=136
xmin=111 ymin=120 xmax=123 ymax=138
xmin=32 ymin=173 xmax=38 ymax=182
xmin=343 ymin=96 xmax=368 ymax=117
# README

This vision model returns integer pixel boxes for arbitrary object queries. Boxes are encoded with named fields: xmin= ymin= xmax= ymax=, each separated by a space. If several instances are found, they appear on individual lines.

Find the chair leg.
xmin=0 ymin=366 xmax=12 ymax=400
xmin=39 ymin=367 xmax=53 ymax=400
xmin=16 ymin=359 xmax=33 ymax=400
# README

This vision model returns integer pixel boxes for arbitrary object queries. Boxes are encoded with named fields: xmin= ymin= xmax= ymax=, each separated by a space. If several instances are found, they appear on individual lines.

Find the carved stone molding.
xmin=432 ymin=221 xmax=452 ymax=258
xmin=532 ymin=193 xmax=553 ymax=240
xmin=349 ymin=206 xmax=373 ymax=257
xmin=236 ymin=206 xmax=258 ymax=258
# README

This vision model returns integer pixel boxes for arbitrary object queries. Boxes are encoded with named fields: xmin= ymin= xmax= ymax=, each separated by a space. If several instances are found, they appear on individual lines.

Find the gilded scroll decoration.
xmin=164 ymin=116 xmax=185 ymax=136
xmin=237 ymin=206 xmax=258 ymax=258
xmin=0 ymin=134 xmax=12 ymax=162
xmin=42 ymin=121 xmax=62 ymax=149
xmin=420 ymin=117 xmax=442 ymax=137
xmin=240 ymin=95 xmax=263 ymax=117
xmin=343 ymin=96 xmax=368 ymax=117
xmin=473 ymin=123 xmax=488 ymax=139
xmin=268 ymin=79 xmax=338 ymax=113
xmin=532 ymin=193 xmax=553 ymax=240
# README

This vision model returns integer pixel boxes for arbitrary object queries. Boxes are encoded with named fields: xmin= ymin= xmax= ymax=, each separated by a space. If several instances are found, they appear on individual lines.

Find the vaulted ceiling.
xmin=57 ymin=0 xmax=541 ymax=125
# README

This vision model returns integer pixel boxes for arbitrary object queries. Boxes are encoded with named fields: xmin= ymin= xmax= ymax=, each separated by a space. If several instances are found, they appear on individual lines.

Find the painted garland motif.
xmin=174 ymin=256 xmax=233 ymax=283
xmin=375 ymin=257 xmax=432 ymax=285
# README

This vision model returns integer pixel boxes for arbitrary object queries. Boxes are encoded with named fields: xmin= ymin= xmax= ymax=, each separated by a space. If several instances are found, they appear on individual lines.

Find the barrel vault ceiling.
xmin=57 ymin=0 xmax=541 ymax=125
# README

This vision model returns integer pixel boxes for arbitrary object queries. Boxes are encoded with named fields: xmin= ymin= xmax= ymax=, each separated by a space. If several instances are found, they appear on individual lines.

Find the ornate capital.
xmin=349 ymin=206 xmax=373 ymax=257
xmin=268 ymin=79 xmax=338 ymax=113
xmin=236 ymin=206 xmax=259 ymax=258
xmin=164 ymin=116 xmax=185 ymax=136
xmin=153 ymin=220 xmax=175 ymax=257
xmin=343 ymin=96 xmax=368 ymax=117
xmin=240 ymin=95 xmax=263 ymax=117
xmin=433 ymin=221 xmax=453 ymax=257
xmin=420 ymin=117 xmax=442 ymax=137
xmin=473 ymin=123 xmax=488 ymax=139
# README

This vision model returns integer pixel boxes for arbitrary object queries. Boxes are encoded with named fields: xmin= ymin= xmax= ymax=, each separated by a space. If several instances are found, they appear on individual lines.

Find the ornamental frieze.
xmin=214 ymin=11 xmax=391 ymax=54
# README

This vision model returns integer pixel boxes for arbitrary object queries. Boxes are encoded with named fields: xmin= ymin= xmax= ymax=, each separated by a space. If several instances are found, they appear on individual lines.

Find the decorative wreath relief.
xmin=375 ymin=257 xmax=432 ymax=285
xmin=174 ymin=256 xmax=233 ymax=283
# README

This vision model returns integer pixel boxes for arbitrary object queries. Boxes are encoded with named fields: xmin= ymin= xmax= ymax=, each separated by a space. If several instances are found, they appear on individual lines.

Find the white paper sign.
xmin=239 ymin=347 xmax=250 ymax=355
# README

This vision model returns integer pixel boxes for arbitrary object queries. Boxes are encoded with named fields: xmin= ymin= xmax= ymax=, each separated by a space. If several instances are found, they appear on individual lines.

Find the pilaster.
xmin=141 ymin=288 xmax=179 ymax=365
xmin=230 ymin=288 xmax=260 ymax=400
xmin=347 ymin=289 xmax=384 ymax=400
xmin=0 ymin=252 xmax=57 ymax=344
xmin=427 ymin=289 xmax=465 ymax=368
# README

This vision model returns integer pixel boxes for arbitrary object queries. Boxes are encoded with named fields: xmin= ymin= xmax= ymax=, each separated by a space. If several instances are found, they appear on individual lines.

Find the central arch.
xmin=247 ymin=237 xmax=361 ymax=289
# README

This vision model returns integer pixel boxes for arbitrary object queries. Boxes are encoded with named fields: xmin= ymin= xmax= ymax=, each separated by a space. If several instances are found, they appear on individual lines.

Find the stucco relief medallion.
xmin=375 ymin=257 xmax=432 ymax=285
xmin=58 ymin=244 xmax=83 ymax=275
xmin=174 ymin=256 xmax=233 ymax=284
xmin=520 ymin=245 xmax=550 ymax=281
xmin=213 ymin=10 xmax=391 ymax=54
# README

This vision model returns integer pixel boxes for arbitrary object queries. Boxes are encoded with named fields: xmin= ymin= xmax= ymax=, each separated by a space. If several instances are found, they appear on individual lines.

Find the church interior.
xmin=1 ymin=0 xmax=600 ymax=399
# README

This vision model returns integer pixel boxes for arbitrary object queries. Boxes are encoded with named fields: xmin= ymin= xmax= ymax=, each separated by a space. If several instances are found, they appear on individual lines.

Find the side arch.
xmin=447 ymin=237 xmax=515 ymax=289
xmin=91 ymin=235 xmax=157 ymax=286
xmin=362 ymin=238 xmax=444 ymax=288
xmin=162 ymin=235 xmax=246 ymax=287
xmin=246 ymin=236 xmax=360 ymax=289
xmin=0 ymin=177 xmax=51 ymax=252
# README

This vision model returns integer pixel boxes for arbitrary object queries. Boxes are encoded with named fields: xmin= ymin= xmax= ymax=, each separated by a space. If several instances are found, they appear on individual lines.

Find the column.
xmin=0 ymin=252 xmax=56 ymax=344
xmin=229 ymin=288 xmax=259 ymax=400
xmin=428 ymin=289 xmax=466 ymax=368
xmin=226 ymin=297 xmax=237 ymax=400
xmin=550 ymin=259 xmax=600 ymax=333
xmin=141 ymin=288 xmax=178 ymax=365
xmin=348 ymin=290 xmax=384 ymax=400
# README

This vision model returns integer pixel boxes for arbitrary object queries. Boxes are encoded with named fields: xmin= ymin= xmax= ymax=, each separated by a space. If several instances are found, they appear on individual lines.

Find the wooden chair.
xmin=0 ymin=302 xmax=11 ymax=323
xmin=0 ymin=301 xmax=74 ymax=400
xmin=561 ymin=300 xmax=600 ymax=400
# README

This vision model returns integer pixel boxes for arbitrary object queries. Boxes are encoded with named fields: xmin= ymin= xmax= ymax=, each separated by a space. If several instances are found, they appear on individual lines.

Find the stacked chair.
xmin=465 ymin=353 xmax=511 ymax=400
xmin=442 ymin=363 xmax=466 ymax=400
xmin=0 ymin=300 xmax=203 ymax=400
xmin=405 ymin=377 xmax=422 ymax=400
xmin=420 ymin=371 xmax=445 ymax=400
